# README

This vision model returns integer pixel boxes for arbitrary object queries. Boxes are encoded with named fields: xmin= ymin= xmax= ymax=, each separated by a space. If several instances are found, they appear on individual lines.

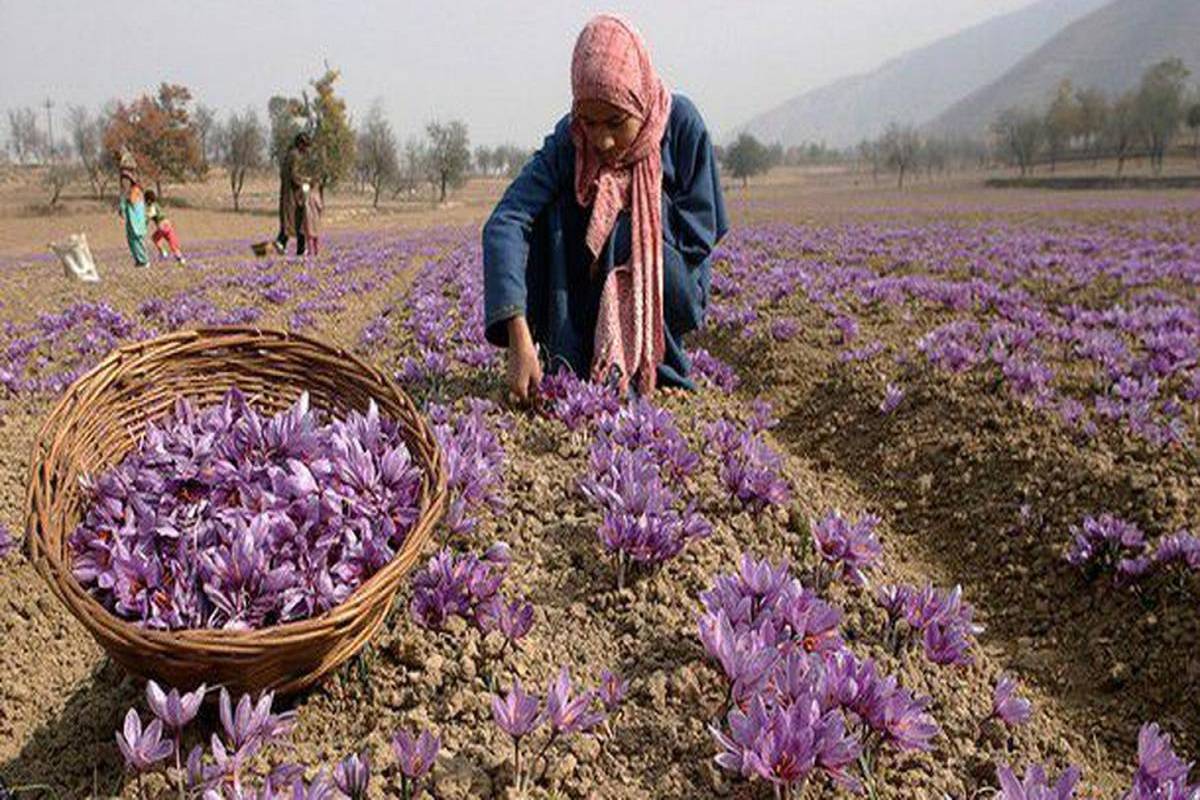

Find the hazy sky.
xmin=0 ymin=0 xmax=1042 ymax=146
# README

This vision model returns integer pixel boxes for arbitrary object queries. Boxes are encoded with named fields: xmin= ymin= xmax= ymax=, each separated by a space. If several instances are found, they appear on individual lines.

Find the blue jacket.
xmin=482 ymin=94 xmax=728 ymax=387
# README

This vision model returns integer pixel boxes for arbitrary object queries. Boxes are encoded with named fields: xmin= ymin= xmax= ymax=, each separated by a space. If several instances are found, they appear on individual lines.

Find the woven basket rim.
xmin=25 ymin=325 xmax=446 ymax=654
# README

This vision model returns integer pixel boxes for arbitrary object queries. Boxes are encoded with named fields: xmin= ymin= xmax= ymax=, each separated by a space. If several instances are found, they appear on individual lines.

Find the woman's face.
xmin=575 ymin=99 xmax=642 ymax=165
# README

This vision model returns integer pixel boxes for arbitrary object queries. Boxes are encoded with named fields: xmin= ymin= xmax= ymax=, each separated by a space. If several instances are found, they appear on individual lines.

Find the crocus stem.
xmin=175 ymin=733 xmax=185 ymax=800
xmin=534 ymin=730 xmax=560 ymax=783
xmin=136 ymin=773 xmax=146 ymax=800
xmin=513 ymin=737 xmax=522 ymax=793
xmin=401 ymin=775 xmax=411 ymax=800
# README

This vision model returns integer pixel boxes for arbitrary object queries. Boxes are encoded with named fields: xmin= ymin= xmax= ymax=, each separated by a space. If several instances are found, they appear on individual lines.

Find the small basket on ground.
xmin=24 ymin=327 xmax=446 ymax=696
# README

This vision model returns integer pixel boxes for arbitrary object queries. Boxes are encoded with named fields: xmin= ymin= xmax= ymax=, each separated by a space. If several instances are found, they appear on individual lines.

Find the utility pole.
xmin=43 ymin=98 xmax=55 ymax=160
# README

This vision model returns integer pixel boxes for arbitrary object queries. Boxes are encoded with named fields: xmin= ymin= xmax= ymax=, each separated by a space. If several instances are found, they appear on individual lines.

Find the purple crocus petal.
xmin=332 ymin=751 xmax=370 ymax=800
xmin=992 ymin=675 xmax=1032 ymax=727
xmin=391 ymin=728 xmax=441 ymax=780
xmin=491 ymin=679 xmax=542 ymax=740
xmin=598 ymin=669 xmax=629 ymax=713
xmin=115 ymin=708 xmax=174 ymax=773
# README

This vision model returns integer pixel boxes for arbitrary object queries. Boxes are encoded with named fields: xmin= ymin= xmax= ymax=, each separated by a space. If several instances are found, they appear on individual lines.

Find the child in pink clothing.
xmin=144 ymin=190 xmax=186 ymax=265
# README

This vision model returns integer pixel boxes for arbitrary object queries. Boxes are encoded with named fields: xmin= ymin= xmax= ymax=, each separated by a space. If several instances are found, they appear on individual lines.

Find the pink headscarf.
xmin=570 ymin=13 xmax=671 ymax=395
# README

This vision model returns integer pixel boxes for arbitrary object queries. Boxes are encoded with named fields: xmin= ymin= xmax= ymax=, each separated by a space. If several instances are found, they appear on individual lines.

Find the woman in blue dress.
xmin=482 ymin=13 xmax=728 ymax=402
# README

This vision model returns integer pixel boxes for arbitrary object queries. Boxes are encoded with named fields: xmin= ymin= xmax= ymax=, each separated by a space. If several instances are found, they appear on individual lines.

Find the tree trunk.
xmin=440 ymin=172 xmax=447 ymax=203
xmin=155 ymin=179 xmax=163 ymax=199
xmin=373 ymin=182 xmax=381 ymax=209
xmin=231 ymin=169 xmax=244 ymax=212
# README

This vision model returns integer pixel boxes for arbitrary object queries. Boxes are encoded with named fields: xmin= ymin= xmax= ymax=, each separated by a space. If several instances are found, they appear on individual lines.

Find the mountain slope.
xmin=930 ymin=0 xmax=1200 ymax=137
xmin=737 ymin=0 xmax=1111 ymax=148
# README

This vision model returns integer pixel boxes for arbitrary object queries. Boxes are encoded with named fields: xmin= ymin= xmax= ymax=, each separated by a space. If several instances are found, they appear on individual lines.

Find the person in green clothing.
xmin=118 ymin=167 xmax=149 ymax=267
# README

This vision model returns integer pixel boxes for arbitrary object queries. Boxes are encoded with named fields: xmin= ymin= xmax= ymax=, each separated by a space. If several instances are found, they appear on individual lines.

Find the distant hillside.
xmin=736 ymin=0 xmax=1110 ymax=149
xmin=930 ymin=0 xmax=1200 ymax=138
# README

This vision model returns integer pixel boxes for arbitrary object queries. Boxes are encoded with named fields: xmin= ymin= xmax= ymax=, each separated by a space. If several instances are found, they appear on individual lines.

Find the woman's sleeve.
xmin=482 ymin=123 xmax=566 ymax=347
xmin=665 ymin=98 xmax=729 ymax=270
xmin=662 ymin=98 xmax=730 ymax=334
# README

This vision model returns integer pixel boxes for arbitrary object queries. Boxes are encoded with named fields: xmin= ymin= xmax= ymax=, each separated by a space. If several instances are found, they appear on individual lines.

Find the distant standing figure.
xmin=118 ymin=168 xmax=149 ymax=267
xmin=299 ymin=171 xmax=323 ymax=256
xmin=144 ymin=190 xmax=186 ymax=265
xmin=482 ymin=13 xmax=727 ymax=401
xmin=274 ymin=132 xmax=313 ymax=255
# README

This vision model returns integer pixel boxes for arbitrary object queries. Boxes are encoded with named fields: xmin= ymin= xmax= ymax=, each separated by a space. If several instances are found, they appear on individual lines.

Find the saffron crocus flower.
xmin=698 ymin=610 xmax=779 ymax=705
xmin=1154 ymin=532 xmax=1200 ymax=572
xmin=391 ymin=728 xmax=441 ymax=781
xmin=0 ymin=523 xmax=14 ymax=559
xmin=688 ymin=348 xmax=740 ymax=394
xmin=544 ymin=666 xmax=605 ymax=735
xmin=747 ymin=398 xmax=779 ymax=433
xmin=711 ymin=694 xmax=861 ymax=793
xmin=996 ymin=762 xmax=1081 ymax=800
xmin=1065 ymin=514 xmax=1146 ymax=581
xmin=991 ymin=675 xmax=1032 ymax=727
xmin=409 ymin=546 xmax=508 ymax=631
xmin=1128 ymin=722 xmax=1193 ymax=798
xmin=879 ymin=383 xmax=905 ymax=415
xmin=810 ymin=510 xmax=883 ymax=587
xmin=146 ymin=680 xmax=206 ymax=733
xmin=479 ymin=597 xmax=534 ymax=646
xmin=115 ymin=708 xmax=173 ymax=773
xmin=333 ymin=751 xmax=370 ymax=800
xmin=492 ymin=679 xmax=543 ymax=792
xmin=598 ymin=669 xmax=629 ymax=713
xmin=922 ymin=621 xmax=974 ymax=667
xmin=491 ymin=679 xmax=542 ymax=740
xmin=877 ymin=685 xmax=939 ymax=752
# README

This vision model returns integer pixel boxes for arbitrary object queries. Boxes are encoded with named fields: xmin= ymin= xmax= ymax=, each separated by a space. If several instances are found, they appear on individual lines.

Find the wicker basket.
xmin=25 ymin=327 xmax=446 ymax=695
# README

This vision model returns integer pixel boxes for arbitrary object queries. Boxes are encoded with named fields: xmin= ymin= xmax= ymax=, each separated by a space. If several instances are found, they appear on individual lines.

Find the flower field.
xmin=0 ymin=188 xmax=1198 ymax=798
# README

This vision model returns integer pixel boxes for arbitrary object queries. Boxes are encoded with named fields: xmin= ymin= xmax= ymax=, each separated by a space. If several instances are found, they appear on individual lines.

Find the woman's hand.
xmin=505 ymin=316 xmax=542 ymax=405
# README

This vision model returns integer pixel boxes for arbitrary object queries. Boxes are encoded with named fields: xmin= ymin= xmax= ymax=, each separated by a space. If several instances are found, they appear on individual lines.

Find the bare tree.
xmin=881 ymin=122 xmax=920 ymax=188
xmin=992 ymin=107 xmax=1042 ymax=176
xmin=1136 ymin=58 xmax=1190 ymax=174
xmin=193 ymin=103 xmax=218 ymax=168
xmin=67 ymin=105 xmax=113 ymax=199
xmin=218 ymin=108 xmax=266 ymax=211
xmin=921 ymin=137 xmax=948 ymax=180
xmin=392 ymin=137 xmax=429 ymax=199
xmin=7 ymin=107 xmax=45 ymax=164
xmin=490 ymin=143 xmax=530 ymax=178
xmin=425 ymin=120 xmax=471 ymax=202
xmin=1187 ymin=101 xmax=1200 ymax=161
xmin=1043 ymin=79 xmax=1080 ymax=172
xmin=1073 ymin=87 xmax=1109 ymax=166
xmin=473 ymin=145 xmax=491 ymax=176
xmin=856 ymin=138 xmax=880 ymax=184
xmin=1105 ymin=91 xmax=1141 ymax=175
xmin=42 ymin=161 xmax=79 ymax=207
xmin=356 ymin=101 xmax=399 ymax=209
